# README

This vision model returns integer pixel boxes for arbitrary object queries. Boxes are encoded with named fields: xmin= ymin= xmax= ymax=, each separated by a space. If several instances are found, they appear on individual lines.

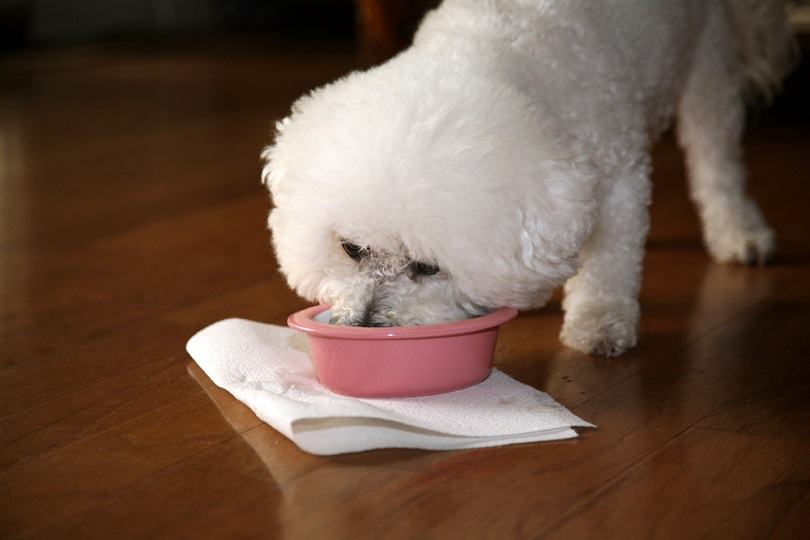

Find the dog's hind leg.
xmin=676 ymin=3 xmax=778 ymax=265
xmin=560 ymin=158 xmax=652 ymax=357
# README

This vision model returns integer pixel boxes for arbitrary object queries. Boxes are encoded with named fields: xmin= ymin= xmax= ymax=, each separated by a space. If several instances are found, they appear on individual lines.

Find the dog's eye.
xmin=411 ymin=261 xmax=440 ymax=276
xmin=341 ymin=241 xmax=368 ymax=262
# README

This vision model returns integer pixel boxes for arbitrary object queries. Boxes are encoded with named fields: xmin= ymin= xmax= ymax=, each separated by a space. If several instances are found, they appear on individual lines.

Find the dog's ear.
xmin=427 ymin=153 xmax=599 ymax=311
xmin=515 ymin=156 xmax=599 ymax=289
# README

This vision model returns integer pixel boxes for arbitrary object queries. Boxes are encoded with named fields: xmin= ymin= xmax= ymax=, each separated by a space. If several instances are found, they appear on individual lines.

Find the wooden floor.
xmin=1 ymin=39 xmax=809 ymax=539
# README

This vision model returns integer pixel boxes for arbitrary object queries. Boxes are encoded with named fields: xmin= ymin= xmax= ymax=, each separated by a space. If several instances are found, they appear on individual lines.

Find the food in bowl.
xmin=287 ymin=304 xmax=518 ymax=397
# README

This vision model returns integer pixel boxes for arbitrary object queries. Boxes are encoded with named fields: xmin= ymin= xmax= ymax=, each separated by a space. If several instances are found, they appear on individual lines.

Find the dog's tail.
xmin=725 ymin=0 xmax=797 ymax=101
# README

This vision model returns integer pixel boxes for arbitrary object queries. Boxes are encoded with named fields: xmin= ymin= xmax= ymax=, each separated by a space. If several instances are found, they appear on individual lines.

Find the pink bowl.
xmin=287 ymin=305 xmax=518 ymax=398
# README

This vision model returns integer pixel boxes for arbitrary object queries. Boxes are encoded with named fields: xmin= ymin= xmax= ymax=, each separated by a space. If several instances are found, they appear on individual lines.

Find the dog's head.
xmin=262 ymin=53 xmax=597 ymax=326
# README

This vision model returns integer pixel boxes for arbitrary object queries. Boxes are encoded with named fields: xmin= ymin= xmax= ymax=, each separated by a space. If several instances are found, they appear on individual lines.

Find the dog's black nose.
xmin=367 ymin=320 xmax=394 ymax=328
xmin=336 ymin=318 xmax=384 ymax=328
xmin=348 ymin=319 xmax=394 ymax=328
xmin=354 ymin=312 xmax=395 ymax=327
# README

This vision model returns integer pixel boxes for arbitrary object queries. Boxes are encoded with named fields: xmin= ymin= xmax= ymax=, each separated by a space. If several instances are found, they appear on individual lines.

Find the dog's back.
xmin=415 ymin=0 xmax=794 ymax=140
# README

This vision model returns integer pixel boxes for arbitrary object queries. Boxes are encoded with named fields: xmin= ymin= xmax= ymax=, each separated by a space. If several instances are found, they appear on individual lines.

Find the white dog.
xmin=262 ymin=0 xmax=794 ymax=356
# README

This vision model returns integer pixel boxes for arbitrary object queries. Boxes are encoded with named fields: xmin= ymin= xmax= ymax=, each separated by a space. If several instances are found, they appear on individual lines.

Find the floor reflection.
xmin=650 ymin=262 xmax=775 ymax=418
xmin=187 ymin=360 xmax=432 ymax=536
xmin=686 ymin=263 xmax=774 ymax=342
xmin=0 ymin=112 xmax=29 ymax=310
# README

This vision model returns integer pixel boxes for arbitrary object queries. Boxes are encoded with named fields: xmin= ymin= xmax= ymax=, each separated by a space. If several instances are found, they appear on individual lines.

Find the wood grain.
xmin=1 ymin=39 xmax=809 ymax=539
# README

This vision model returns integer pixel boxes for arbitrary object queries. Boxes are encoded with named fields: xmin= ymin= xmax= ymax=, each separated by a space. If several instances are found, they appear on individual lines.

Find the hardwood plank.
xmin=0 ymin=387 xmax=244 ymax=536
xmin=708 ymin=486 xmax=810 ymax=539
xmin=0 ymin=196 xmax=275 ymax=414
xmin=26 ymin=434 xmax=286 ymax=540
xmin=696 ymin=375 xmax=810 ymax=440
xmin=543 ymin=428 xmax=808 ymax=539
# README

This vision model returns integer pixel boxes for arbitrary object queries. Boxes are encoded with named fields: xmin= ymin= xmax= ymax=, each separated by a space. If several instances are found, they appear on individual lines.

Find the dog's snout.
xmin=340 ymin=317 xmax=393 ymax=328
xmin=366 ymin=319 xmax=394 ymax=328
xmin=336 ymin=317 xmax=393 ymax=328
xmin=329 ymin=282 xmax=399 ymax=327
xmin=328 ymin=311 xmax=394 ymax=327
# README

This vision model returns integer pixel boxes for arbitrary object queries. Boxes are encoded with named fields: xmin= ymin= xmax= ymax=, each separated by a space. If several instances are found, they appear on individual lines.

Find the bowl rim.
xmin=287 ymin=304 xmax=519 ymax=340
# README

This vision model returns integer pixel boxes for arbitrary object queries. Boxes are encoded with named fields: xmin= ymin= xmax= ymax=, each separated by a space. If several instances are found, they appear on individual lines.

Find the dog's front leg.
xmin=560 ymin=158 xmax=652 ymax=356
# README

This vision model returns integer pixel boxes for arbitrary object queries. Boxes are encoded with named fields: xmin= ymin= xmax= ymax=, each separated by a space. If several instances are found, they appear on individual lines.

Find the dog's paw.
xmin=560 ymin=299 xmax=639 ymax=357
xmin=703 ymin=200 xmax=775 ymax=266
xmin=705 ymin=224 xmax=775 ymax=266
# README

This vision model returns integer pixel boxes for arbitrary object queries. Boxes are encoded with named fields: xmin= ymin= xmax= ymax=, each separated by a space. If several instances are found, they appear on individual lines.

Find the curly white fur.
xmin=262 ymin=0 xmax=793 ymax=355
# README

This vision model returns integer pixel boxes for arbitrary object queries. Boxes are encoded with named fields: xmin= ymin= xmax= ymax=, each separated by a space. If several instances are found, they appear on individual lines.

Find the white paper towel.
xmin=186 ymin=318 xmax=593 ymax=455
